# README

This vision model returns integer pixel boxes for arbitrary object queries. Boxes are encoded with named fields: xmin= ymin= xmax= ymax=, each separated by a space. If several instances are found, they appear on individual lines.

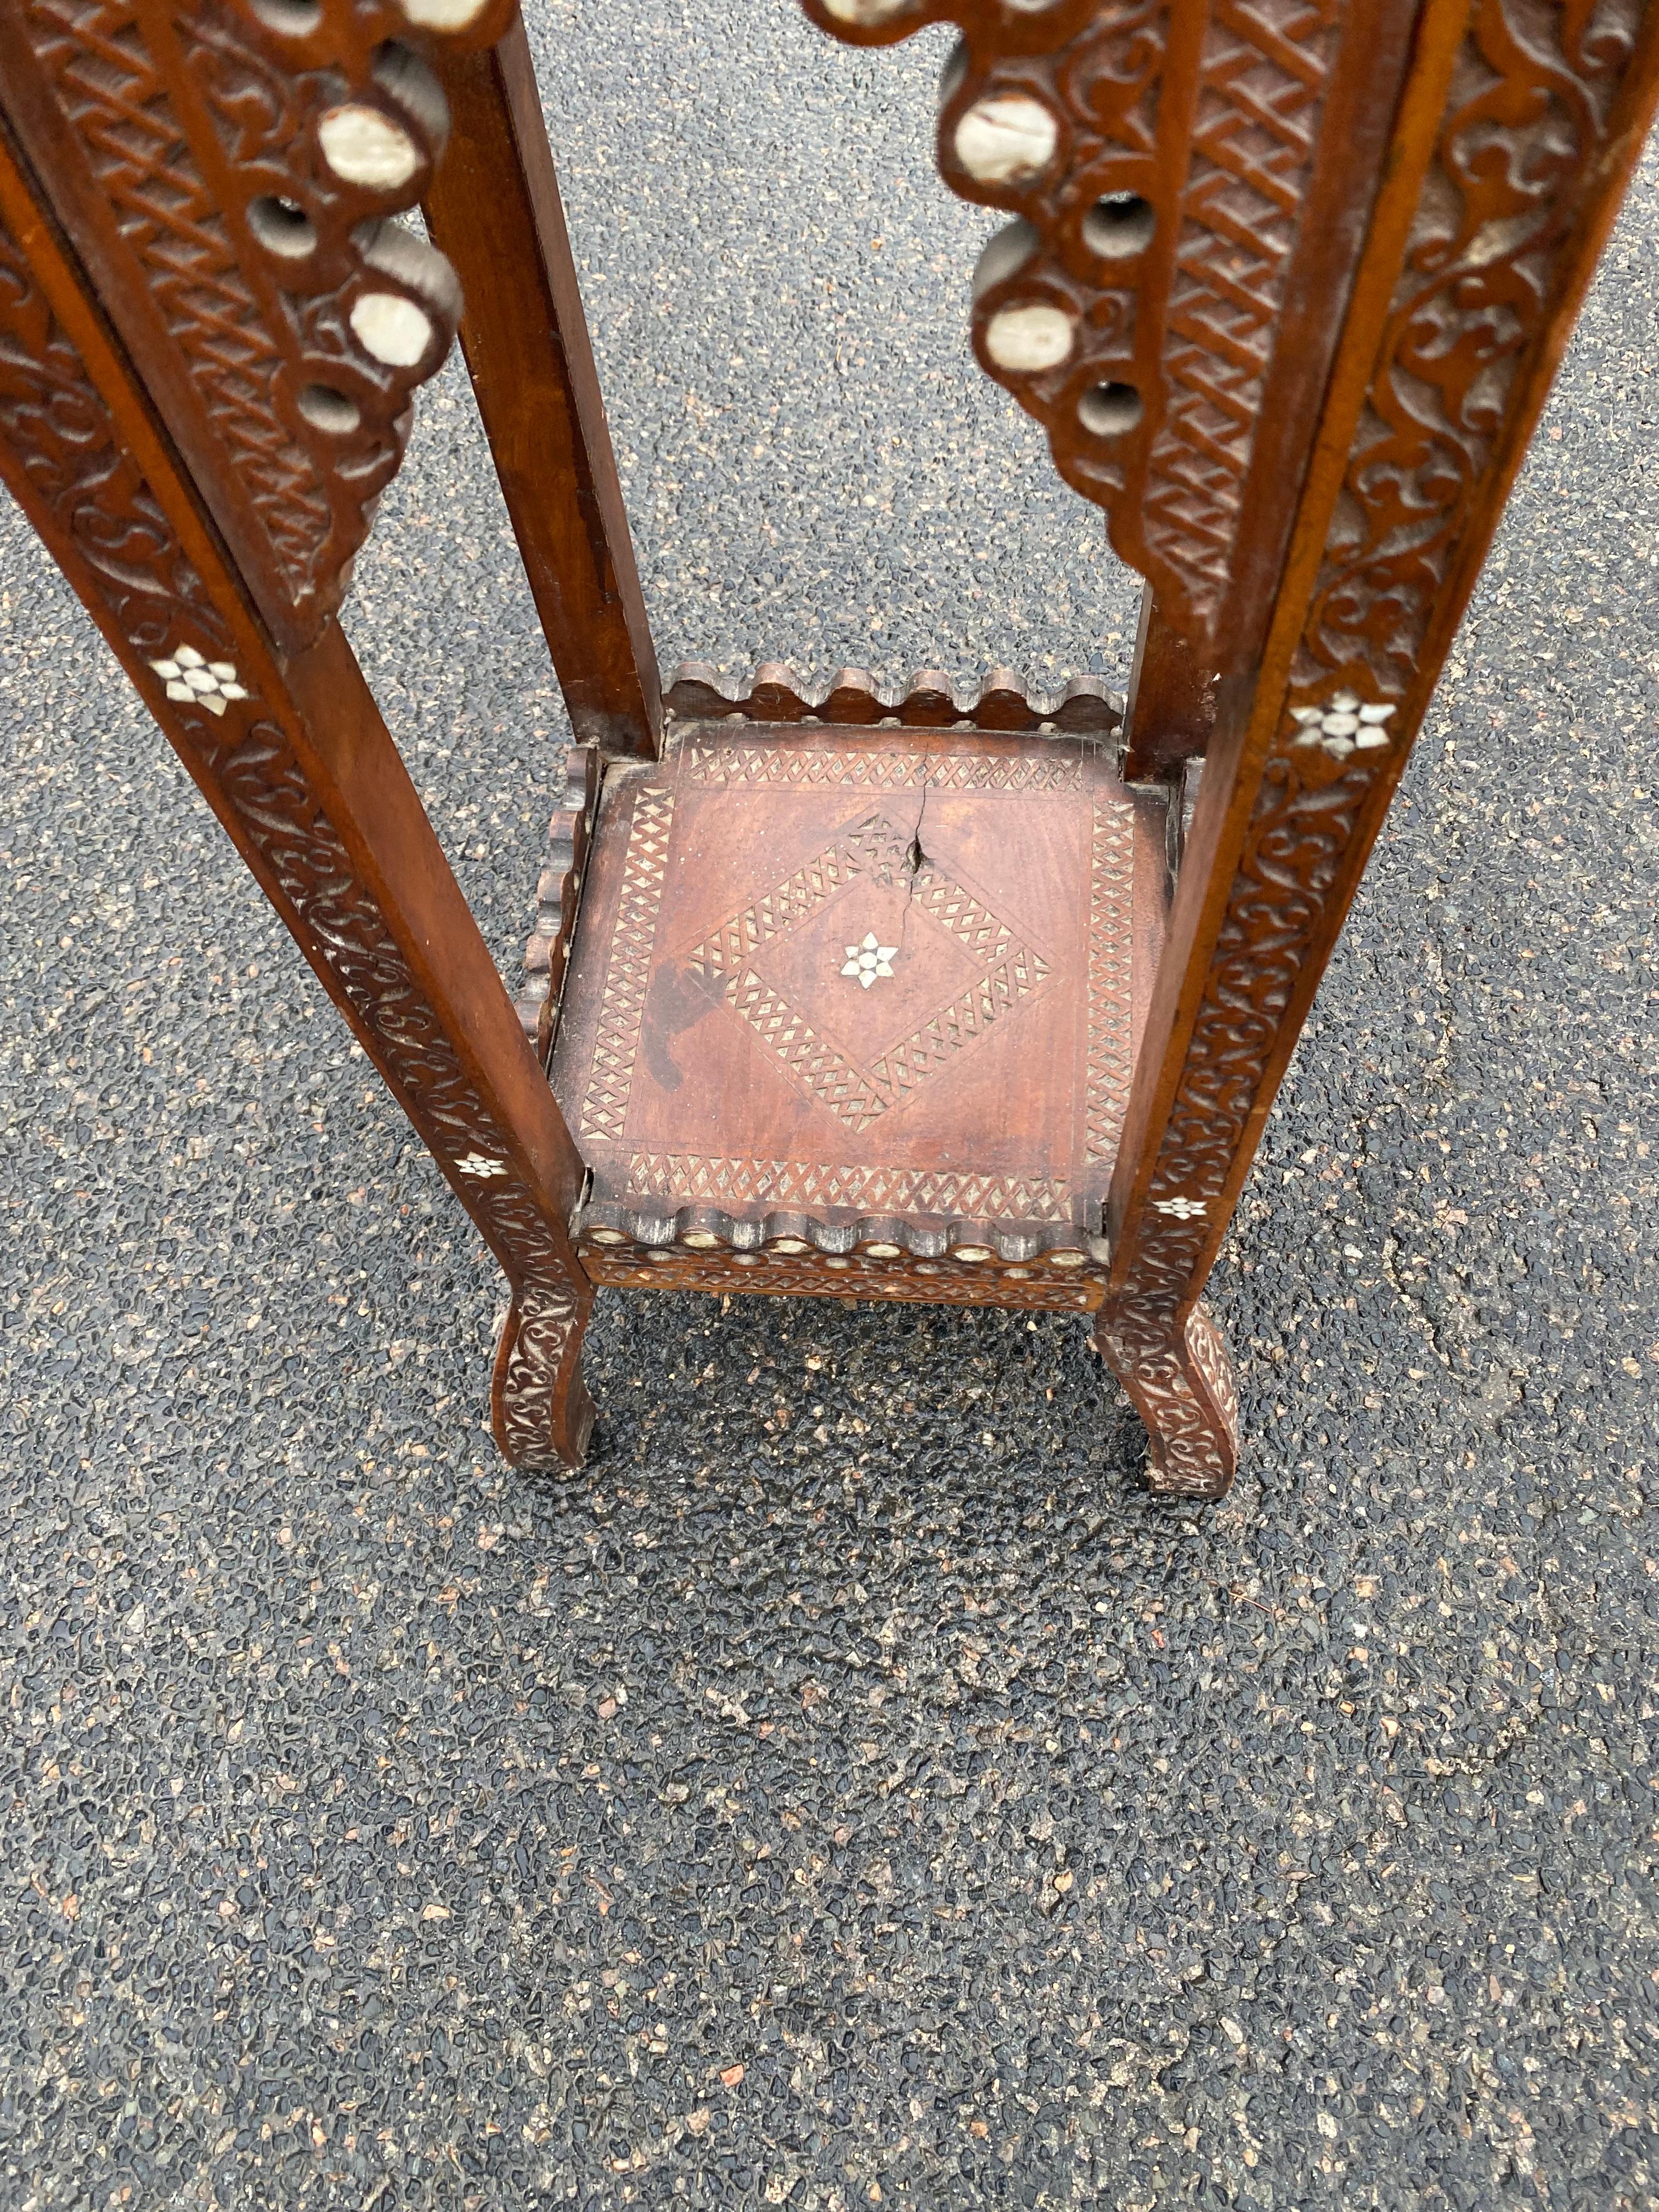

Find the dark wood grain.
xmin=1119 ymin=587 xmax=1213 ymax=783
xmin=425 ymin=20 xmax=662 ymax=758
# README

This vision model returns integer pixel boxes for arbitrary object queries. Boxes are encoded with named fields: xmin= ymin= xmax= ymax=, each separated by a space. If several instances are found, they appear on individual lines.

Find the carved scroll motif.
xmin=5 ymin=0 xmax=514 ymax=651
xmin=0 ymin=196 xmax=593 ymax=1469
xmin=800 ymin=0 xmax=1342 ymax=648
xmin=1097 ymin=1299 xmax=1239 ymax=1497
xmin=1289 ymin=0 xmax=1644 ymax=722
xmin=0 ymin=208 xmax=232 ymax=657
xmin=1100 ymin=0 xmax=1647 ymax=1494
xmin=494 ymin=1284 xmax=595 ymax=1468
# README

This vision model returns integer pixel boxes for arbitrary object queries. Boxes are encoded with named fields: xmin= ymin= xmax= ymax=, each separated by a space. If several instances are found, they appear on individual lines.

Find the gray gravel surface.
xmin=2 ymin=5 xmax=1657 ymax=2207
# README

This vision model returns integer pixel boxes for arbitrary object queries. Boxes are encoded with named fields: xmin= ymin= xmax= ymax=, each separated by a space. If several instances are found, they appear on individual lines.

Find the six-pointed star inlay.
xmin=681 ymin=808 xmax=1051 ymax=1132
xmin=842 ymin=932 xmax=899 ymax=988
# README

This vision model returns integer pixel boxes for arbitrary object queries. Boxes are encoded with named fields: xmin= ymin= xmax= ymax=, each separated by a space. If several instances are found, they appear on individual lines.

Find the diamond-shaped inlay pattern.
xmin=551 ymin=731 xmax=1141 ymax=1236
xmin=684 ymin=808 xmax=1052 ymax=1133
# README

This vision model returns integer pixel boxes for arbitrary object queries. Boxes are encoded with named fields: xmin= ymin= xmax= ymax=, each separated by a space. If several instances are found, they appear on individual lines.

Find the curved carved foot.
xmin=1094 ymin=1297 xmax=1240 ymax=1500
xmin=492 ymin=1283 xmax=596 ymax=1471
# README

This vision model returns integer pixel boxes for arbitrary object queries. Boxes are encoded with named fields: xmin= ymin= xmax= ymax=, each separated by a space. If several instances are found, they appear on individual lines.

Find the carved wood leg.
xmin=1094 ymin=1298 xmax=1238 ymax=1503
xmin=1102 ymin=0 xmax=1659 ymax=1498
xmin=493 ymin=1283 xmax=596 ymax=1471
xmin=1119 ymin=586 xmax=1213 ymax=785
xmin=424 ymin=21 xmax=662 ymax=759
xmin=0 ymin=106 xmax=596 ymax=1472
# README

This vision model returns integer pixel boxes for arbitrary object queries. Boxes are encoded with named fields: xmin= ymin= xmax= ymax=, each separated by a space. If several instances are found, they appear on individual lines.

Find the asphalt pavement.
xmin=1 ymin=4 xmax=1656 ymax=2206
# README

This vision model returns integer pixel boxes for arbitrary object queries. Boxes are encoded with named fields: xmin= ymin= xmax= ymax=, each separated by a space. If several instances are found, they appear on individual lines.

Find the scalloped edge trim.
xmin=515 ymin=743 xmax=598 ymax=1057
xmin=663 ymin=661 xmax=1123 ymax=735
xmin=576 ymin=1190 xmax=1113 ymax=1272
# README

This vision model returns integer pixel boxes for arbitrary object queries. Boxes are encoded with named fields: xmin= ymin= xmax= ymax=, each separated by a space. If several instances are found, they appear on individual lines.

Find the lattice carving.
xmin=551 ymin=731 xmax=1140 ymax=1271
xmin=1085 ymin=788 xmax=1136 ymax=1173
xmin=682 ymin=743 xmax=1082 ymax=792
xmin=1099 ymin=0 xmax=1649 ymax=1494
xmin=681 ymin=805 xmax=1052 ymax=1135
xmin=799 ymin=0 xmax=1345 ymax=648
xmin=7 ymin=0 xmax=513 ymax=651
xmin=623 ymin=1156 xmax=1073 ymax=1222
xmin=1139 ymin=0 xmax=1341 ymax=629
xmin=579 ymin=782 xmax=675 ymax=1141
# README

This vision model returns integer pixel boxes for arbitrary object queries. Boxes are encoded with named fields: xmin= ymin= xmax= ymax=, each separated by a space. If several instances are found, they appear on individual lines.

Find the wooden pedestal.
xmin=5 ymin=0 xmax=1651 ymax=1496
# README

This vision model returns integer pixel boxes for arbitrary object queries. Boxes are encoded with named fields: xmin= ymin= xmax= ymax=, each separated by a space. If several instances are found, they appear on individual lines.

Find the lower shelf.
xmin=546 ymin=721 xmax=1170 ymax=1309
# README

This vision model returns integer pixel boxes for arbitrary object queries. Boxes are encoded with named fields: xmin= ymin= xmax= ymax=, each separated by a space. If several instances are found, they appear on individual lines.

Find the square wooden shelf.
xmin=550 ymin=724 xmax=1170 ymax=1310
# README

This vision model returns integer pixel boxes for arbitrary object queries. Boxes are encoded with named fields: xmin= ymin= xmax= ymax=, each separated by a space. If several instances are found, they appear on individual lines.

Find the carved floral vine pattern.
xmin=494 ymin=1286 xmax=594 ymax=1467
xmin=1098 ymin=1299 xmax=1239 ymax=1498
xmin=1099 ymin=0 xmax=1645 ymax=1494
xmin=800 ymin=0 xmax=1343 ymax=647
xmin=1290 ymin=0 xmax=1641 ymax=717
xmin=0 ymin=197 xmax=592 ymax=1469
xmin=0 ymin=218 xmax=232 ymax=659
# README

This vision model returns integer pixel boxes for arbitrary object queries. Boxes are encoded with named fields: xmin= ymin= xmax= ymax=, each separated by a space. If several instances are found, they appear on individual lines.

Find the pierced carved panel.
xmin=1 ymin=0 xmax=515 ymax=651
xmin=800 ymin=0 xmax=1351 ymax=652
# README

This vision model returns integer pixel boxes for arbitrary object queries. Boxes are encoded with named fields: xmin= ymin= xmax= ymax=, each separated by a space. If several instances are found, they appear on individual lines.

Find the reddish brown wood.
xmin=802 ymin=0 xmax=1421 ymax=663
xmin=0 ymin=66 xmax=596 ymax=1471
xmin=1119 ymin=587 xmax=1212 ymax=783
xmin=0 ymin=0 xmax=514 ymax=655
xmin=665 ymin=661 xmax=1121 ymax=736
xmin=517 ymin=743 xmax=599 ymax=1058
xmin=425 ymin=20 xmax=662 ymax=758
xmin=1098 ymin=0 xmax=1659 ymax=1496
xmin=546 ymin=723 xmax=1167 ymax=1291
xmin=7 ymin=0 xmax=1656 ymax=1506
